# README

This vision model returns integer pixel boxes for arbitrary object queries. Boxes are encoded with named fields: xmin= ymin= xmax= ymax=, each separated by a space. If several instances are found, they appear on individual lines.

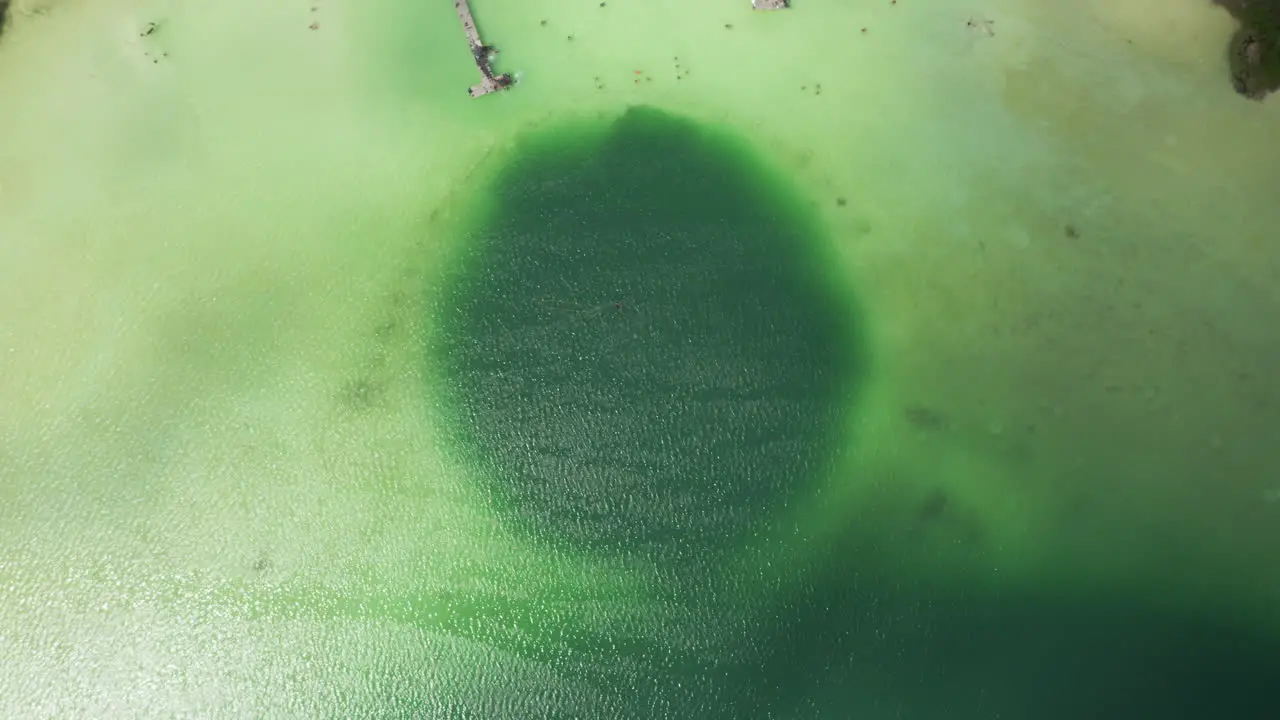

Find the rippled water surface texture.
xmin=433 ymin=107 xmax=859 ymax=563
xmin=1 ymin=0 xmax=1279 ymax=718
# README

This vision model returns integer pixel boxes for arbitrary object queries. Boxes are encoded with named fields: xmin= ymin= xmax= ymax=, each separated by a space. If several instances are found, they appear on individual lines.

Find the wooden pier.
xmin=454 ymin=0 xmax=513 ymax=97
xmin=752 ymin=0 xmax=789 ymax=9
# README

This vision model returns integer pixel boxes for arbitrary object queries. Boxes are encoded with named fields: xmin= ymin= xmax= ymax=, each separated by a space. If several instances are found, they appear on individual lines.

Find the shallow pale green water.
xmin=1 ymin=0 xmax=1278 ymax=717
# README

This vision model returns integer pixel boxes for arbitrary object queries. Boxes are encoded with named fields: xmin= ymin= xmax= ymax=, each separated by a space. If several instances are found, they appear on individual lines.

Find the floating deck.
xmin=454 ymin=0 xmax=513 ymax=97
xmin=752 ymin=0 xmax=789 ymax=9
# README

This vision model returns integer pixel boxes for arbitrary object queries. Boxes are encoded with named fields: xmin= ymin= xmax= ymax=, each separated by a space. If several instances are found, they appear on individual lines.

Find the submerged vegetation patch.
xmin=431 ymin=106 xmax=864 ymax=566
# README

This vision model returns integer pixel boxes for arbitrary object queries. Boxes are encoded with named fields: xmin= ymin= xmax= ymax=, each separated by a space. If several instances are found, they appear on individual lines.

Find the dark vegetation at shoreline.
xmin=1213 ymin=0 xmax=1280 ymax=98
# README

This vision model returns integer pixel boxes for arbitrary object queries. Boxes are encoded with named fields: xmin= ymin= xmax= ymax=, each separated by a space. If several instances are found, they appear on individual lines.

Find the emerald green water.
xmin=745 ymin=563 xmax=1279 ymax=718
xmin=3 ymin=1 xmax=1280 ymax=717
xmin=423 ymin=107 xmax=1280 ymax=718
xmin=434 ymin=107 xmax=859 ymax=564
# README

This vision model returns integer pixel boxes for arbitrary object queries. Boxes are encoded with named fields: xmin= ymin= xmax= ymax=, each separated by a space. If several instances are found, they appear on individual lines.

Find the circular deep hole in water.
xmin=433 ymin=106 xmax=862 ymax=561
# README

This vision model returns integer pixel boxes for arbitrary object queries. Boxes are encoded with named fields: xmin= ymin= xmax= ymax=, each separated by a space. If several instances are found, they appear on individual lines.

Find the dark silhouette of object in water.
xmin=1213 ymin=0 xmax=1280 ymax=99
xmin=0 ymin=1 xmax=10 ymax=41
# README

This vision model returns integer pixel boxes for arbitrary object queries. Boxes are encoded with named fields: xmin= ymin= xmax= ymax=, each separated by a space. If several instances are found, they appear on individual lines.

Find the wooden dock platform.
xmin=454 ymin=0 xmax=513 ymax=97
xmin=752 ymin=0 xmax=789 ymax=9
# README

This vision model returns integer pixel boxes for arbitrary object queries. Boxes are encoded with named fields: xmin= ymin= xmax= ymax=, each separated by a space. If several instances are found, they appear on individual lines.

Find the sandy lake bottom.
xmin=1 ymin=0 xmax=1279 ymax=717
